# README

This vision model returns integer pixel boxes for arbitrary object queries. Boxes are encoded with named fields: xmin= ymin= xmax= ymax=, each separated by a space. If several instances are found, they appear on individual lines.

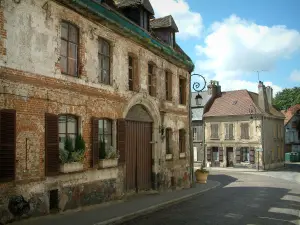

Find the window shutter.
xmin=117 ymin=119 xmax=126 ymax=163
xmin=168 ymin=73 xmax=172 ymax=100
xmin=219 ymin=147 xmax=224 ymax=162
xmin=245 ymin=123 xmax=249 ymax=139
xmin=236 ymin=148 xmax=241 ymax=163
xmin=229 ymin=124 xmax=234 ymax=139
xmin=241 ymin=123 xmax=245 ymax=139
xmin=206 ymin=147 xmax=211 ymax=161
xmin=250 ymin=147 xmax=255 ymax=164
xmin=45 ymin=113 xmax=59 ymax=176
xmin=91 ymin=118 xmax=99 ymax=168
xmin=225 ymin=124 xmax=229 ymax=139
xmin=0 ymin=109 xmax=16 ymax=182
xmin=151 ymin=66 xmax=157 ymax=97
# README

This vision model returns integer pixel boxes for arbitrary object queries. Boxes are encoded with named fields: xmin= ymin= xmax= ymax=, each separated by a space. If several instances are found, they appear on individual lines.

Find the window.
xmin=240 ymin=123 xmax=249 ymax=139
xmin=165 ymin=71 xmax=172 ymax=101
xmin=179 ymin=77 xmax=186 ymax=105
xmin=0 ymin=109 xmax=16 ymax=182
xmin=98 ymin=119 xmax=112 ymax=159
xmin=148 ymin=63 xmax=156 ymax=97
xmin=128 ymin=56 xmax=134 ymax=91
xmin=212 ymin=147 xmax=219 ymax=161
xmin=140 ymin=10 xmax=148 ymax=30
xmin=58 ymin=115 xmax=78 ymax=150
xmin=241 ymin=147 xmax=249 ymax=162
xmin=60 ymin=21 xmax=79 ymax=76
xmin=193 ymin=127 xmax=197 ymax=140
xmin=225 ymin=124 xmax=234 ymax=140
xmin=179 ymin=129 xmax=186 ymax=153
xmin=210 ymin=124 xmax=219 ymax=139
xmin=98 ymin=38 xmax=110 ymax=85
xmin=169 ymin=32 xmax=174 ymax=47
xmin=166 ymin=128 xmax=172 ymax=154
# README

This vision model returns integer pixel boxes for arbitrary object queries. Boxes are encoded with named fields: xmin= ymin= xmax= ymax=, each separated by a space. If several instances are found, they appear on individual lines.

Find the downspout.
xmin=262 ymin=115 xmax=265 ymax=170
xmin=189 ymin=73 xmax=195 ymax=187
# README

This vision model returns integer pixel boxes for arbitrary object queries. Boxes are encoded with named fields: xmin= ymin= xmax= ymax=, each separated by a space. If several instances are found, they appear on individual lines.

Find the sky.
xmin=150 ymin=0 xmax=300 ymax=95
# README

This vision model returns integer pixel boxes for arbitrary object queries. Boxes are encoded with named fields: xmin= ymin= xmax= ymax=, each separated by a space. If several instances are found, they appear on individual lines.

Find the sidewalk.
xmin=14 ymin=180 xmax=220 ymax=225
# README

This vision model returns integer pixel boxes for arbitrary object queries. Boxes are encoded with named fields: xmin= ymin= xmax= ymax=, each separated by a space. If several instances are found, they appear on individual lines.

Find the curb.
xmin=93 ymin=181 xmax=221 ymax=225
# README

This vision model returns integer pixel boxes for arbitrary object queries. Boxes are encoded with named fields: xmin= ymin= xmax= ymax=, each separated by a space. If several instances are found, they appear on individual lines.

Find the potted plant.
xmin=59 ymin=134 xmax=86 ymax=173
xmin=99 ymin=140 xmax=119 ymax=168
xmin=195 ymin=161 xmax=209 ymax=184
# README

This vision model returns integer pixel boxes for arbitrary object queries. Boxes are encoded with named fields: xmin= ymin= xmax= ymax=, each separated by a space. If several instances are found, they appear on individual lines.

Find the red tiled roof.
xmin=282 ymin=104 xmax=300 ymax=125
xmin=203 ymin=90 xmax=261 ymax=117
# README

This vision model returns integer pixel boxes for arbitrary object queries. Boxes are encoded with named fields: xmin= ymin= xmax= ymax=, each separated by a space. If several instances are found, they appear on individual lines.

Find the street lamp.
xmin=190 ymin=73 xmax=206 ymax=187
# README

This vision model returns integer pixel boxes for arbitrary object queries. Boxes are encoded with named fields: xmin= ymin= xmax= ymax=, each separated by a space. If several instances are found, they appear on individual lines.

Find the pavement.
xmin=14 ymin=180 xmax=220 ymax=225
xmin=120 ymin=171 xmax=300 ymax=225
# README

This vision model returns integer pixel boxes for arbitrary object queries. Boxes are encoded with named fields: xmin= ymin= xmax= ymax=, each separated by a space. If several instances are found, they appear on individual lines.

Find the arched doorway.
xmin=125 ymin=104 xmax=153 ymax=192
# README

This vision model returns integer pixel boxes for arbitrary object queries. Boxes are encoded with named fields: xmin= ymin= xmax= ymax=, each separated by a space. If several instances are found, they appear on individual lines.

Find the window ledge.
xmin=98 ymin=159 xmax=118 ymax=169
xmin=166 ymin=153 xmax=173 ymax=161
xmin=179 ymin=152 xmax=186 ymax=159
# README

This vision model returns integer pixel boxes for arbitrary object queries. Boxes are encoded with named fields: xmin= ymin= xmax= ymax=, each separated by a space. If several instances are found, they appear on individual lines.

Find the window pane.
xmin=105 ymin=135 xmax=112 ymax=149
xmin=68 ymin=134 xmax=76 ymax=148
xmin=69 ymin=43 xmax=77 ymax=59
xmin=60 ymin=56 xmax=67 ymax=74
xmin=69 ymin=24 xmax=78 ymax=43
xmin=103 ymin=56 xmax=109 ymax=70
xmin=67 ymin=116 xmax=77 ymax=134
xmin=148 ymin=64 xmax=153 ymax=74
xmin=68 ymin=58 xmax=77 ymax=76
xmin=129 ymin=56 xmax=133 ymax=67
xmin=60 ymin=40 xmax=68 ymax=57
xmin=129 ymin=79 xmax=133 ymax=90
xmin=59 ymin=134 xmax=66 ymax=150
xmin=58 ymin=115 xmax=67 ymax=133
xmin=61 ymin=22 xmax=68 ymax=40
xmin=102 ymin=41 xmax=110 ymax=56
xmin=104 ymin=120 xmax=112 ymax=134
xmin=99 ymin=120 xmax=104 ymax=135
xmin=102 ymin=70 xmax=110 ymax=84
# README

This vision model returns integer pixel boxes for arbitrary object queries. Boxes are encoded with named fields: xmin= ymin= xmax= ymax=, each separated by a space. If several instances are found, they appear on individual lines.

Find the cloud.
xmin=150 ymin=0 xmax=203 ymax=39
xmin=289 ymin=70 xmax=300 ymax=82
xmin=195 ymin=14 xmax=300 ymax=93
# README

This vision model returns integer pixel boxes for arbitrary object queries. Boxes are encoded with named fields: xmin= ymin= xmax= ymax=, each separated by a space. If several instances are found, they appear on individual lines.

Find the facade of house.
xmin=203 ymin=81 xmax=285 ymax=170
xmin=0 ymin=0 xmax=194 ymax=223
xmin=191 ymin=90 xmax=212 ymax=162
xmin=282 ymin=104 xmax=300 ymax=153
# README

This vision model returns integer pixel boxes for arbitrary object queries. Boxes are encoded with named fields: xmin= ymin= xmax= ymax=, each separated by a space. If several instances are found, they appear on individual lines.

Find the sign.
xmin=256 ymin=148 xmax=263 ymax=152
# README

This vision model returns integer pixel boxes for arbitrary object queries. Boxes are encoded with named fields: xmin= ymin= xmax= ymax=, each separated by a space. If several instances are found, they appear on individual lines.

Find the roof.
xmin=203 ymin=90 xmax=284 ymax=118
xmin=282 ymin=104 xmax=300 ymax=125
xmin=191 ymin=91 xmax=211 ymax=121
xmin=115 ymin=0 xmax=154 ymax=15
xmin=150 ymin=15 xmax=179 ymax=32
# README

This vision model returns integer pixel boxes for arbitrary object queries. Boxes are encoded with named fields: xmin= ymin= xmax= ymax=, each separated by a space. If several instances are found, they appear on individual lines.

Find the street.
xmin=121 ymin=171 xmax=300 ymax=225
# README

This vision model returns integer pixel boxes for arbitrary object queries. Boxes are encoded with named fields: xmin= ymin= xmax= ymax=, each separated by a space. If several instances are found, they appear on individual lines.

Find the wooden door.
xmin=226 ymin=147 xmax=234 ymax=167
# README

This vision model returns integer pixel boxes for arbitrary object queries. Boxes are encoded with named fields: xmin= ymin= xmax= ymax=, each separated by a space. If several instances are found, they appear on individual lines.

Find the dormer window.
xmin=140 ymin=9 xmax=149 ymax=30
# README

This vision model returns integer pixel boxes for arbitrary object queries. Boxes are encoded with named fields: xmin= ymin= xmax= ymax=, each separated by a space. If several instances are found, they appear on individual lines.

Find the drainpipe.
xmin=189 ymin=73 xmax=195 ymax=187
xmin=262 ymin=115 xmax=265 ymax=170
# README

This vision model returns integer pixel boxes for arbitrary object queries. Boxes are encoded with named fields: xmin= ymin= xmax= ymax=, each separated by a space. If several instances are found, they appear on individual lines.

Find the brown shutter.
xmin=245 ymin=123 xmax=249 ymax=139
xmin=117 ymin=119 xmax=126 ymax=163
xmin=250 ymin=147 xmax=255 ymax=164
xmin=225 ymin=124 xmax=229 ymax=139
xmin=45 ymin=113 xmax=59 ymax=176
xmin=229 ymin=124 xmax=234 ymax=139
xmin=206 ymin=147 xmax=211 ymax=161
xmin=91 ymin=118 xmax=99 ymax=168
xmin=219 ymin=147 xmax=223 ymax=162
xmin=236 ymin=148 xmax=241 ymax=163
xmin=0 ymin=109 xmax=16 ymax=182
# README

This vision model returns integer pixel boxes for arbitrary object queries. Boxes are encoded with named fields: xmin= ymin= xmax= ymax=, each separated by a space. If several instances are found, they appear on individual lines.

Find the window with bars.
xmin=98 ymin=38 xmax=110 ymax=85
xmin=165 ymin=71 xmax=172 ymax=101
xmin=240 ymin=123 xmax=249 ymax=139
xmin=60 ymin=21 xmax=79 ymax=76
xmin=148 ymin=63 xmax=156 ymax=97
xmin=193 ymin=127 xmax=197 ymax=140
xmin=128 ymin=55 xmax=134 ymax=91
xmin=210 ymin=124 xmax=219 ymax=139
xmin=98 ymin=119 xmax=112 ymax=159
xmin=179 ymin=77 xmax=186 ymax=105
xmin=225 ymin=124 xmax=234 ymax=140
xmin=179 ymin=129 xmax=186 ymax=153
xmin=58 ymin=115 xmax=78 ymax=150
xmin=166 ymin=128 xmax=172 ymax=154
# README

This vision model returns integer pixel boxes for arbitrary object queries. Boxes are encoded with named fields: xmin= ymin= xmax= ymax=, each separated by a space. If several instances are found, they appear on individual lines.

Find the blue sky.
xmin=150 ymin=0 xmax=300 ymax=95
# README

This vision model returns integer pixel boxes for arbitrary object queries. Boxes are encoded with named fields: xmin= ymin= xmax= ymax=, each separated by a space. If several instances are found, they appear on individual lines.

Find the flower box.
xmin=166 ymin=154 xmax=173 ymax=160
xmin=60 ymin=162 xmax=84 ymax=173
xmin=99 ymin=159 xmax=118 ymax=168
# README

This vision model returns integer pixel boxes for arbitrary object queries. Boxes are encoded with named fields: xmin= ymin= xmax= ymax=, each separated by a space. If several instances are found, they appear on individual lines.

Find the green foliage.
xmin=99 ymin=138 xmax=106 ymax=159
xmin=59 ymin=135 xmax=86 ymax=164
xmin=195 ymin=161 xmax=209 ymax=174
xmin=273 ymin=87 xmax=300 ymax=110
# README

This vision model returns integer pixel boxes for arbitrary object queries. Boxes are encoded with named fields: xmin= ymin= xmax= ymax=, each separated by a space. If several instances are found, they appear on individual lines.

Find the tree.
xmin=273 ymin=87 xmax=300 ymax=110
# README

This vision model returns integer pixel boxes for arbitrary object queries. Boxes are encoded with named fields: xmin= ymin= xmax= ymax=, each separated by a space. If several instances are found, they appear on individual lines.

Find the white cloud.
xmin=289 ymin=70 xmax=300 ymax=82
xmin=150 ymin=0 xmax=203 ymax=39
xmin=195 ymin=14 xmax=300 ymax=93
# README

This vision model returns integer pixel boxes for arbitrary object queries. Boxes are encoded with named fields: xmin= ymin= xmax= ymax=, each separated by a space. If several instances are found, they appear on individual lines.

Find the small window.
xmin=241 ymin=147 xmax=249 ymax=162
xmin=179 ymin=129 xmax=186 ymax=153
xmin=128 ymin=56 xmax=134 ymax=91
xmin=60 ymin=21 xmax=79 ymax=76
xmin=179 ymin=77 xmax=186 ymax=105
xmin=148 ymin=63 xmax=156 ymax=97
xmin=240 ymin=123 xmax=249 ymax=139
xmin=98 ymin=38 xmax=111 ymax=85
xmin=98 ymin=119 xmax=112 ymax=159
xmin=165 ymin=71 xmax=172 ymax=101
xmin=49 ymin=189 xmax=59 ymax=212
xmin=193 ymin=127 xmax=197 ymax=140
xmin=225 ymin=124 xmax=234 ymax=140
xmin=166 ymin=128 xmax=172 ymax=154
xmin=58 ymin=115 xmax=78 ymax=150
xmin=210 ymin=124 xmax=219 ymax=139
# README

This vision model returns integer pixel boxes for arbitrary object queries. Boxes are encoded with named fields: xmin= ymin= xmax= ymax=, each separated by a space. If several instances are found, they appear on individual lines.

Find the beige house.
xmin=203 ymin=81 xmax=285 ymax=170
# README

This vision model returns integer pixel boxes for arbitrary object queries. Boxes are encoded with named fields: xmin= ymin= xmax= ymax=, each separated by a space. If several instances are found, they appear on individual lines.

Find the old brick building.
xmin=0 ymin=0 xmax=194 ymax=222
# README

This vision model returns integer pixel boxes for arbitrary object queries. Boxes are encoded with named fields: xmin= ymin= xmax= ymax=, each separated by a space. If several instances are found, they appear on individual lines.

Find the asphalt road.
xmin=120 ymin=171 xmax=300 ymax=225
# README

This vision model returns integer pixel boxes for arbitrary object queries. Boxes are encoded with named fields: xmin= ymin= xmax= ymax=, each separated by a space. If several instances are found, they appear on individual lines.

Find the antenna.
xmin=255 ymin=70 xmax=266 ymax=82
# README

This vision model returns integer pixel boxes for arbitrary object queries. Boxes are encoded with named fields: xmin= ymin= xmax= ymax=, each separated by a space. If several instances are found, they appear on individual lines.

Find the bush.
xmin=59 ymin=135 xmax=86 ymax=164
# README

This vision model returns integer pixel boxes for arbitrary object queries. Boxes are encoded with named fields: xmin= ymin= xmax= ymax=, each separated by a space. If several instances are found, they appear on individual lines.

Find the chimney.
xmin=208 ymin=80 xmax=221 ymax=98
xmin=266 ymin=86 xmax=273 ymax=105
xmin=258 ymin=81 xmax=269 ymax=113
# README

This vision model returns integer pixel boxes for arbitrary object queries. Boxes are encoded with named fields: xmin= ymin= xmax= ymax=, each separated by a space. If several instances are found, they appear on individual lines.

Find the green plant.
xmin=196 ymin=161 xmax=209 ymax=174
xmin=105 ymin=146 xmax=119 ymax=159
xmin=99 ymin=139 xmax=106 ymax=159
xmin=59 ymin=135 xmax=86 ymax=163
